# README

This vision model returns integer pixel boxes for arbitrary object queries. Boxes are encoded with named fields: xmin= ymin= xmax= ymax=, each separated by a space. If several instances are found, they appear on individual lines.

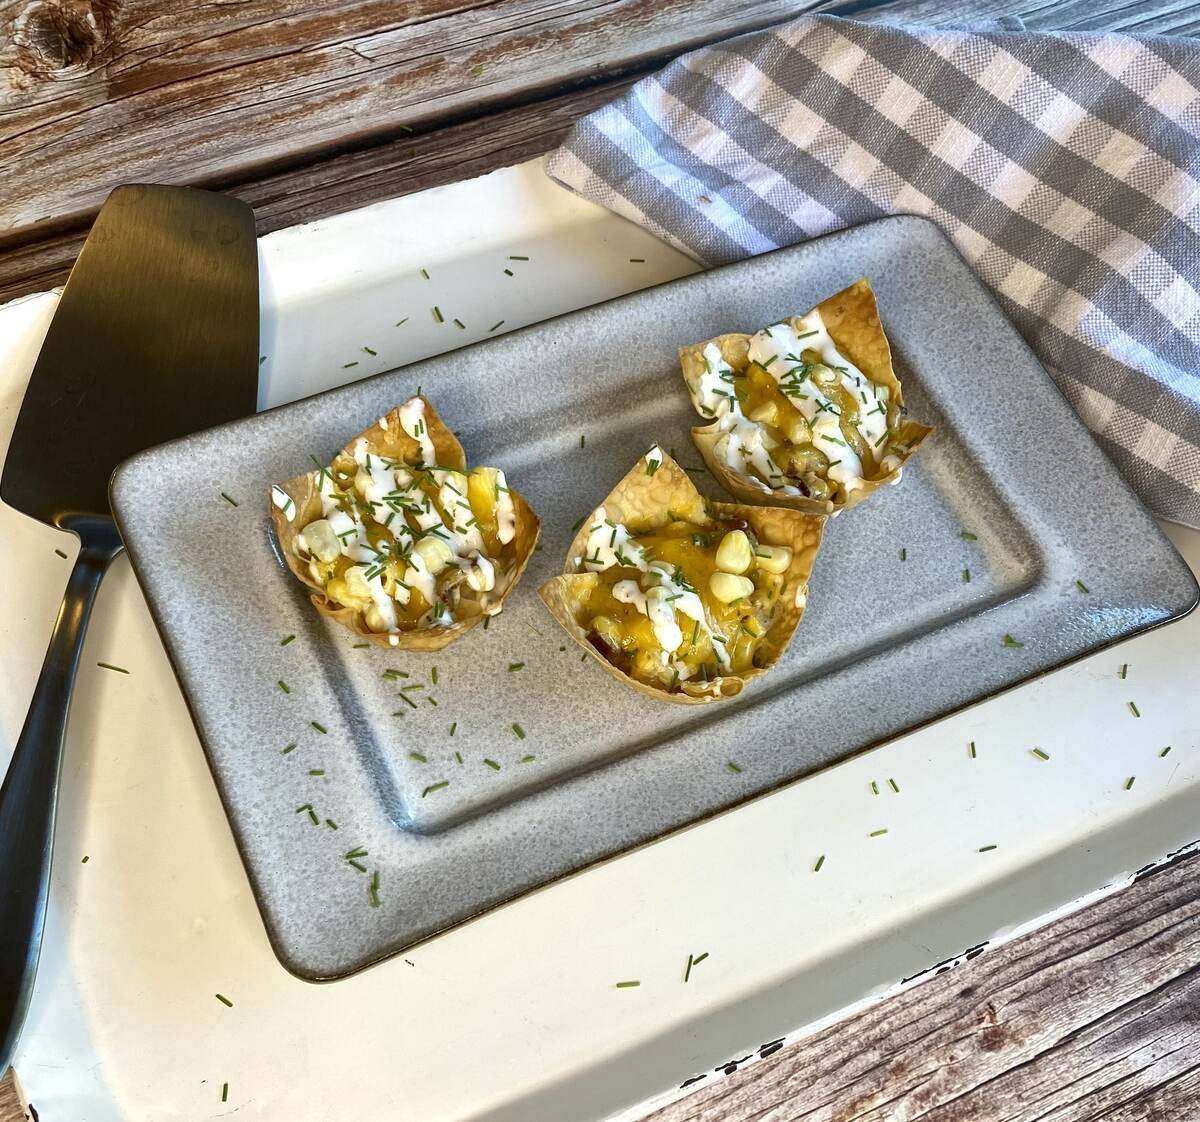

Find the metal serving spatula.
xmin=0 ymin=185 xmax=259 ymax=1074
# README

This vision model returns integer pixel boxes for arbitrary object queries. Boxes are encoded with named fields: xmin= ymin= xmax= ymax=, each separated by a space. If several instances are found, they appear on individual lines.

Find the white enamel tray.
xmin=2 ymin=161 xmax=1199 ymax=1122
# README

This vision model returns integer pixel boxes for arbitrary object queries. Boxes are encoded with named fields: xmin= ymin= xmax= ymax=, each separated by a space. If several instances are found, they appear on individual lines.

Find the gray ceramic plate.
xmin=111 ymin=216 xmax=1198 ymax=980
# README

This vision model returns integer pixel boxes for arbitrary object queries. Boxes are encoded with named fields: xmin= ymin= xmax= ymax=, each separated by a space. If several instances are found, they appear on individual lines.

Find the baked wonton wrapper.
xmin=539 ymin=447 xmax=824 ymax=704
xmin=680 ymin=277 xmax=933 ymax=516
xmin=270 ymin=395 xmax=540 ymax=651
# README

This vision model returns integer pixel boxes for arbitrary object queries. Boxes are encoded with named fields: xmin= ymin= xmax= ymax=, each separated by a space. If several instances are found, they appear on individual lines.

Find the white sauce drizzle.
xmin=581 ymin=506 xmax=650 ymax=572
xmin=270 ymin=485 xmax=296 ymax=522
xmin=398 ymin=398 xmax=437 ymax=467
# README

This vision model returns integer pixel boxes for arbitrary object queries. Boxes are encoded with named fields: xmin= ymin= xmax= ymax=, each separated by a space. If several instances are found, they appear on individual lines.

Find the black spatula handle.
xmin=0 ymin=517 xmax=122 ymax=1075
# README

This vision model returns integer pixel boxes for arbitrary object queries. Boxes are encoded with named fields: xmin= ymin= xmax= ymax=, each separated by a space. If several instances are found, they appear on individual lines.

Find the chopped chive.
xmin=81 ymin=855 xmax=89 ymax=863
xmin=508 ymin=255 xmax=529 ymax=261
xmin=353 ymin=642 xmax=370 ymax=649
xmin=96 ymin=662 xmax=129 ymax=674
xmin=888 ymin=778 xmax=900 ymax=793
xmin=629 ymin=257 xmax=645 ymax=263
xmin=899 ymin=547 xmax=907 ymax=561
xmin=1124 ymin=776 xmax=1136 ymax=790
xmin=54 ymin=548 xmax=67 ymax=559
xmin=962 ymin=568 xmax=971 ymax=583
xmin=698 ymin=194 xmax=712 ymax=203
xmin=277 ymin=679 xmax=290 ymax=693
xmin=1128 ymin=701 xmax=1141 ymax=717
xmin=347 ymin=859 xmax=367 ymax=873
xmin=978 ymin=844 xmax=997 ymax=853
xmin=344 ymin=847 xmax=368 ymax=860
xmin=726 ymin=760 xmax=742 ymax=774
xmin=221 ymin=1082 xmax=229 ymax=1103
xmin=395 ymin=317 xmax=409 ymax=326
xmin=369 ymin=870 xmax=381 ymax=907
xmin=959 ymin=531 xmax=978 ymax=541
xmin=308 ymin=769 xmax=325 ymax=777
xmin=813 ymin=854 xmax=825 ymax=872
xmin=1075 ymin=579 xmax=1090 ymax=593
xmin=615 ymin=980 xmax=640 ymax=989
xmin=453 ymin=318 xmax=466 ymax=330
xmin=503 ymin=268 xmax=514 ymax=276
xmin=409 ymin=750 xmax=427 ymax=763
xmin=215 ymin=993 xmax=233 ymax=1008
xmin=310 ymin=721 xmax=327 ymax=734
xmin=969 ymin=741 xmax=977 ymax=759
xmin=580 ymin=433 xmax=586 ymax=448
xmin=1119 ymin=663 xmax=1128 ymax=679
xmin=1160 ymin=746 xmax=1172 ymax=757
xmin=400 ymin=683 xmax=424 ymax=692
xmin=488 ymin=320 xmax=505 ymax=333
xmin=483 ymin=758 xmax=501 ymax=770
xmin=423 ymin=781 xmax=450 ymax=797
xmin=519 ymin=754 xmax=535 ymax=763
xmin=683 ymin=953 xmax=694 ymax=983
xmin=342 ymin=361 xmax=359 ymax=368
xmin=420 ymin=267 xmax=430 ymax=280
xmin=325 ymin=818 xmax=338 ymax=829
xmin=869 ymin=828 xmax=888 ymax=838
xmin=1031 ymin=748 xmax=1050 ymax=761
xmin=362 ymin=345 xmax=377 ymax=356
xmin=483 ymin=616 xmax=491 ymax=630
xmin=1001 ymin=634 xmax=1024 ymax=648
xmin=870 ymin=780 xmax=880 ymax=795
xmin=432 ymin=306 xmax=444 ymax=323
xmin=508 ymin=662 xmax=525 ymax=672
xmin=398 ymin=693 xmax=418 ymax=709
xmin=220 ymin=492 xmax=239 ymax=507
xmin=512 ymin=723 xmax=526 ymax=740
xmin=280 ymin=634 xmax=296 ymax=646
xmin=449 ymin=722 xmax=457 ymax=736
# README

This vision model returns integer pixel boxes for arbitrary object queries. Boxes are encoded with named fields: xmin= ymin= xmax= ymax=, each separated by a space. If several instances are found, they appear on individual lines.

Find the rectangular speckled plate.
xmin=110 ymin=217 xmax=1198 ymax=980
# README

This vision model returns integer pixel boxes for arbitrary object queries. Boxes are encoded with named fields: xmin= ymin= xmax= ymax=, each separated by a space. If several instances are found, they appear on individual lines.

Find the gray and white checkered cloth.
xmin=547 ymin=16 xmax=1200 ymax=527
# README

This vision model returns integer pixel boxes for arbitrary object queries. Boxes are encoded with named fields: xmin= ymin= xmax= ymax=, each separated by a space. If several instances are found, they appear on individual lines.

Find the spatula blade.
xmin=0 ymin=185 xmax=258 ymax=529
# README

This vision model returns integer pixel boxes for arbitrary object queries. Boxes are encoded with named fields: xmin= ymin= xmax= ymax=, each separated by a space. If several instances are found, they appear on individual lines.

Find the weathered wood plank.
xmin=0 ymin=1072 xmax=22 ymax=1121
xmin=0 ymin=76 xmax=637 ymax=304
xmin=641 ymin=850 xmax=1200 ymax=1122
xmin=2 ymin=0 xmax=1198 ymax=305
xmin=0 ymin=0 xmax=801 ymax=238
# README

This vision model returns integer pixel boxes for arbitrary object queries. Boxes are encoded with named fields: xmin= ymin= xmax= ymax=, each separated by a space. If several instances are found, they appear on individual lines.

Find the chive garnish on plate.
xmin=1124 ymin=776 xmax=1136 ymax=790
xmin=1119 ymin=663 xmax=1129 ymax=679
xmin=726 ymin=760 xmax=742 ymax=774
xmin=1076 ymin=579 xmax=1090 ymax=593
xmin=615 ymin=980 xmax=640 ymax=989
xmin=369 ymin=870 xmax=381 ymax=907
xmin=870 ymin=780 xmax=879 ymax=795
xmin=280 ymin=634 xmax=295 ymax=646
xmin=508 ymin=255 xmax=529 ymax=261
xmin=277 ymin=679 xmax=290 ymax=693
xmin=409 ymin=750 xmax=427 ymax=763
xmin=1001 ymin=634 xmax=1024 ymax=648
xmin=962 ymin=568 xmax=971 ymax=583
xmin=97 ymin=662 xmax=129 ymax=674
xmin=1160 ymin=746 xmax=1172 ymax=757
xmin=899 ymin=547 xmax=907 ymax=561
xmin=1031 ymin=748 xmax=1050 ymax=761
xmin=969 ymin=741 xmax=977 ymax=759
xmin=55 ymin=548 xmax=68 ymax=558
xmin=959 ymin=531 xmax=978 ymax=541
xmin=813 ymin=854 xmax=825 ymax=872
xmin=888 ymin=778 xmax=900 ymax=793
xmin=221 ymin=1082 xmax=229 ymax=1103
xmin=483 ymin=758 xmax=501 ymax=770
xmin=432 ymin=306 xmax=444 ymax=323
xmin=363 ymin=345 xmax=377 ymax=356
xmin=423 ymin=781 xmax=449 ymax=797
xmin=220 ymin=492 xmax=238 ymax=507
xmin=1128 ymin=701 xmax=1141 ymax=717
xmin=488 ymin=320 xmax=505 ymax=333
xmin=978 ymin=845 xmax=997 ymax=853
xmin=215 ymin=993 xmax=233 ymax=1008
xmin=869 ymin=828 xmax=888 ymax=838
xmin=512 ymin=723 xmax=526 ymax=740
xmin=310 ymin=721 xmax=327 ymax=734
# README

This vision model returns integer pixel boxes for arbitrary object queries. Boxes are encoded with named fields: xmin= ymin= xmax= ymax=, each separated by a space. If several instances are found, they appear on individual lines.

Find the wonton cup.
xmin=539 ymin=448 xmax=824 ymax=704
xmin=680 ymin=278 xmax=933 ymax=516
xmin=270 ymin=396 xmax=540 ymax=651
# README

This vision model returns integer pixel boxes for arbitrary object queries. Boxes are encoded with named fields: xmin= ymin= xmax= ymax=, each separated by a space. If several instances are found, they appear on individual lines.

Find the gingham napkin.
xmin=547 ymin=16 xmax=1200 ymax=527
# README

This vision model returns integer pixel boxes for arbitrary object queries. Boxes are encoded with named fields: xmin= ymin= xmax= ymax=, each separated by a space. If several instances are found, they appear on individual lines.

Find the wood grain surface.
xmin=642 ymin=849 xmax=1200 ymax=1122
xmin=3 ymin=0 xmax=1197 ymax=303
xmin=2 ymin=0 xmax=1196 ymax=1117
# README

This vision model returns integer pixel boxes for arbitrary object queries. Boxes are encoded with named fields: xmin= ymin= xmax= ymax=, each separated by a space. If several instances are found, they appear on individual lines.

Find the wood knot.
xmin=11 ymin=0 xmax=119 ymax=81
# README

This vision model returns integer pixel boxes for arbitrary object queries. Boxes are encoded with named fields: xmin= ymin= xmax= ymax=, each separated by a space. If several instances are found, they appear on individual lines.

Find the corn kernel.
xmin=715 ymin=530 xmax=753 ymax=574
xmin=709 ymin=572 xmax=755 ymax=604
xmin=754 ymin=545 xmax=792 ymax=574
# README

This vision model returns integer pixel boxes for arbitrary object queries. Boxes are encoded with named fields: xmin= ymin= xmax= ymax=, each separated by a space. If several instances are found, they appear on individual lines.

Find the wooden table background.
xmin=1 ymin=0 xmax=1197 ymax=1117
